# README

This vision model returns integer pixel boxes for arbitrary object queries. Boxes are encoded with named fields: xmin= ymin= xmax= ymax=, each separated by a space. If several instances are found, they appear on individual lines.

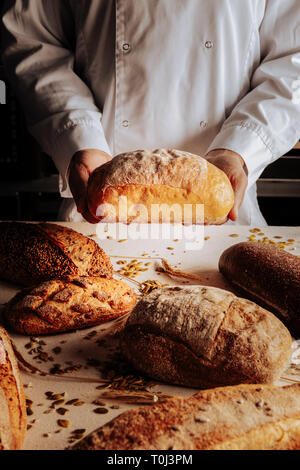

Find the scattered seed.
xmin=52 ymin=399 xmax=65 ymax=407
xmin=57 ymin=419 xmax=70 ymax=428
xmin=93 ymin=407 xmax=109 ymax=414
xmin=65 ymin=399 xmax=80 ymax=405
xmin=194 ymin=416 xmax=210 ymax=423
xmin=255 ymin=399 xmax=264 ymax=408
xmin=52 ymin=347 xmax=62 ymax=355
xmin=56 ymin=408 xmax=69 ymax=416
xmin=72 ymin=401 xmax=86 ymax=407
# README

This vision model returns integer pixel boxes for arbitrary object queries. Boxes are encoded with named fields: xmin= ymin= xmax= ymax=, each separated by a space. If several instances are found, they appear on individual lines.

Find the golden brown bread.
xmin=0 ymin=222 xmax=113 ymax=286
xmin=0 ymin=326 xmax=26 ymax=450
xmin=3 ymin=276 xmax=137 ymax=335
xmin=219 ymin=242 xmax=300 ymax=337
xmin=121 ymin=286 xmax=292 ymax=388
xmin=70 ymin=383 xmax=300 ymax=450
xmin=87 ymin=149 xmax=234 ymax=224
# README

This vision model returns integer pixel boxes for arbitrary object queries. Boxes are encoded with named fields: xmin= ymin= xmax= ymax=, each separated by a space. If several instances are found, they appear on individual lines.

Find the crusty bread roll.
xmin=87 ymin=149 xmax=234 ymax=224
xmin=121 ymin=286 xmax=292 ymax=388
xmin=219 ymin=242 xmax=300 ymax=337
xmin=70 ymin=383 xmax=300 ymax=450
xmin=0 ymin=222 xmax=113 ymax=286
xmin=3 ymin=276 xmax=137 ymax=335
xmin=0 ymin=326 xmax=26 ymax=450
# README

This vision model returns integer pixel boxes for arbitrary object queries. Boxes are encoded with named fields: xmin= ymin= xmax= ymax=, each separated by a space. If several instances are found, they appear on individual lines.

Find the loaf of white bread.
xmin=121 ymin=286 xmax=292 ymax=388
xmin=0 ymin=326 xmax=26 ymax=450
xmin=87 ymin=149 xmax=234 ymax=224
xmin=71 ymin=383 xmax=300 ymax=450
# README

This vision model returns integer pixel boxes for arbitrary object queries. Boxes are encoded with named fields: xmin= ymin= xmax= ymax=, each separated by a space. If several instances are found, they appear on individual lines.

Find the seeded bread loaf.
xmin=219 ymin=242 xmax=300 ymax=337
xmin=87 ymin=149 xmax=234 ymax=225
xmin=3 ymin=276 xmax=137 ymax=335
xmin=0 ymin=222 xmax=113 ymax=286
xmin=121 ymin=286 xmax=292 ymax=388
xmin=71 ymin=383 xmax=300 ymax=450
xmin=0 ymin=326 xmax=26 ymax=450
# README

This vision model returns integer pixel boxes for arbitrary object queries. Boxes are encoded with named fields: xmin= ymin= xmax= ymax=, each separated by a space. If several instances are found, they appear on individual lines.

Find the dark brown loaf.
xmin=121 ymin=286 xmax=292 ymax=388
xmin=0 ymin=222 xmax=113 ymax=286
xmin=3 ymin=276 xmax=137 ymax=335
xmin=70 ymin=383 xmax=300 ymax=450
xmin=219 ymin=242 xmax=300 ymax=336
xmin=0 ymin=326 xmax=26 ymax=450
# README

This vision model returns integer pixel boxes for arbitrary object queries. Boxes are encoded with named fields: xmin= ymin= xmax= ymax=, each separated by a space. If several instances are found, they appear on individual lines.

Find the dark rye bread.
xmin=0 ymin=326 xmax=26 ymax=450
xmin=3 ymin=276 xmax=137 ymax=335
xmin=70 ymin=384 xmax=300 ymax=450
xmin=121 ymin=286 xmax=292 ymax=388
xmin=0 ymin=222 xmax=113 ymax=286
xmin=219 ymin=242 xmax=300 ymax=336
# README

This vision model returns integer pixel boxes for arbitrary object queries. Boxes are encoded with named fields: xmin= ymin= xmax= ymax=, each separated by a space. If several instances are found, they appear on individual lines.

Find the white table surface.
xmin=0 ymin=223 xmax=299 ymax=450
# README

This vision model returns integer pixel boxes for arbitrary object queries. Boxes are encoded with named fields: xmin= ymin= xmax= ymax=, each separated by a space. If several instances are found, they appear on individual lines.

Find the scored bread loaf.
xmin=70 ymin=383 xmax=300 ymax=450
xmin=121 ymin=286 xmax=292 ymax=388
xmin=0 ymin=326 xmax=26 ymax=450
xmin=219 ymin=242 xmax=300 ymax=337
xmin=87 ymin=149 xmax=234 ymax=225
xmin=0 ymin=222 xmax=113 ymax=286
xmin=3 ymin=276 xmax=137 ymax=335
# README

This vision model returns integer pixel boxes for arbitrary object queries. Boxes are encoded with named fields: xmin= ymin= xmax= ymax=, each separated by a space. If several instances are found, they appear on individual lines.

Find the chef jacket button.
xmin=122 ymin=120 xmax=129 ymax=127
xmin=122 ymin=43 xmax=131 ymax=53
xmin=200 ymin=121 xmax=207 ymax=128
xmin=205 ymin=40 xmax=213 ymax=49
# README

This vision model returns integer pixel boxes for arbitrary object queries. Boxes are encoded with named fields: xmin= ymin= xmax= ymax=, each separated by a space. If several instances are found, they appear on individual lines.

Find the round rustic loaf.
xmin=121 ymin=286 xmax=292 ymax=388
xmin=3 ymin=276 xmax=137 ymax=335
xmin=219 ymin=242 xmax=300 ymax=337
xmin=0 ymin=222 xmax=113 ymax=287
xmin=0 ymin=326 xmax=26 ymax=450
xmin=87 ymin=149 xmax=234 ymax=225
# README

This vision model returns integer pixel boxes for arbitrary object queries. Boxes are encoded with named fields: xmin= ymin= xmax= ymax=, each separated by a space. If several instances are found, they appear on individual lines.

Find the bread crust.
xmin=0 ymin=327 xmax=26 ymax=450
xmin=70 ymin=384 xmax=300 ymax=450
xmin=0 ymin=222 xmax=113 ymax=286
xmin=121 ymin=286 xmax=292 ymax=388
xmin=87 ymin=149 xmax=234 ymax=224
xmin=3 ymin=276 xmax=137 ymax=335
xmin=219 ymin=242 xmax=300 ymax=336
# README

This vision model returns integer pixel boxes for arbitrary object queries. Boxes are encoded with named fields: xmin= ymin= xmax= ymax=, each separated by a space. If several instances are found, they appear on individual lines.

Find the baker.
xmin=2 ymin=0 xmax=300 ymax=224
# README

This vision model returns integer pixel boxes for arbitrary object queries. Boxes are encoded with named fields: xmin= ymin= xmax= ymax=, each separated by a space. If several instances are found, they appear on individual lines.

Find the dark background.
xmin=0 ymin=18 xmax=299 ymax=224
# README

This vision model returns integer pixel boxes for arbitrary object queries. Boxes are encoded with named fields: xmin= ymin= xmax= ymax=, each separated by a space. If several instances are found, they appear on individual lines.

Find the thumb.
xmin=228 ymin=172 xmax=247 ymax=221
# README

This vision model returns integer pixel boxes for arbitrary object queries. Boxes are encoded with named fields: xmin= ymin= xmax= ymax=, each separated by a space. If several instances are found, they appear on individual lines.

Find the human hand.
xmin=68 ymin=149 xmax=111 ymax=223
xmin=205 ymin=149 xmax=248 ymax=221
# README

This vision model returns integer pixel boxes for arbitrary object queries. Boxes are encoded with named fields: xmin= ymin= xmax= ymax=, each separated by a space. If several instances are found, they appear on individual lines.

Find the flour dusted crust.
xmin=0 ymin=222 xmax=113 ymax=286
xmin=87 ymin=149 xmax=234 ymax=224
xmin=70 ymin=384 xmax=300 ymax=450
xmin=3 ymin=276 xmax=137 ymax=335
xmin=121 ymin=286 xmax=292 ymax=388
xmin=0 ymin=327 xmax=26 ymax=450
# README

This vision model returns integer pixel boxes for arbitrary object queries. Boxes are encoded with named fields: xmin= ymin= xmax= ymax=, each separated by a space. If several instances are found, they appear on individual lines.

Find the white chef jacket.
xmin=2 ymin=0 xmax=300 ymax=224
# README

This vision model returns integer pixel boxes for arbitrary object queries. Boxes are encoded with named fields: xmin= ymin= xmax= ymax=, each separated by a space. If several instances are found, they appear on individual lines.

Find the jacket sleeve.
xmin=207 ymin=0 xmax=300 ymax=188
xmin=1 ymin=0 xmax=111 ymax=197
